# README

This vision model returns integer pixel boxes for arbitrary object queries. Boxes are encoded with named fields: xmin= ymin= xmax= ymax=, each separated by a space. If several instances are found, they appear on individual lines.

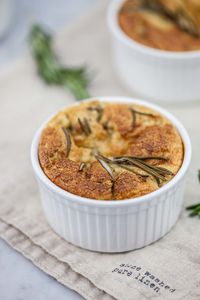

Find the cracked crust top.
xmin=38 ymin=100 xmax=184 ymax=200
xmin=119 ymin=0 xmax=200 ymax=52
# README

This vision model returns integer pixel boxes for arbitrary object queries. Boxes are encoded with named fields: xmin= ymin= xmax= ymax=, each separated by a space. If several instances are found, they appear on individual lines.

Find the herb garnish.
xmin=186 ymin=170 xmax=200 ymax=217
xmin=95 ymin=154 xmax=172 ymax=186
xmin=186 ymin=203 xmax=200 ymax=217
xmin=118 ymin=164 xmax=149 ymax=178
xmin=62 ymin=127 xmax=71 ymax=157
xmin=30 ymin=25 xmax=90 ymax=100
xmin=102 ymin=121 xmax=113 ymax=137
xmin=95 ymin=155 xmax=115 ymax=180
xmin=113 ymin=157 xmax=166 ymax=184
xmin=88 ymin=106 xmax=103 ymax=122
xmin=78 ymin=118 xmax=92 ymax=136
xmin=129 ymin=107 xmax=155 ymax=127
xmin=79 ymin=162 xmax=86 ymax=171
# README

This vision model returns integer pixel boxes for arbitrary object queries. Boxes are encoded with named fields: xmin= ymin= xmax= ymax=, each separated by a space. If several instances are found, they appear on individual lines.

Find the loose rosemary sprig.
xmin=186 ymin=170 xmax=200 ymax=217
xmin=29 ymin=25 xmax=90 ymax=100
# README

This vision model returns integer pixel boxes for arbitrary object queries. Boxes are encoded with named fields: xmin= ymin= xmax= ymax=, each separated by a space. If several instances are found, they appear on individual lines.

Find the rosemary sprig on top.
xmin=95 ymin=154 xmax=173 ymax=186
xmin=129 ymin=107 xmax=155 ymax=127
xmin=30 ymin=25 xmax=90 ymax=100
xmin=78 ymin=117 xmax=92 ymax=136
xmin=79 ymin=162 xmax=86 ymax=171
xmin=95 ymin=155 xmax=115 ymax=180
xmin=62 ymin=127 xmax=71 ymax=157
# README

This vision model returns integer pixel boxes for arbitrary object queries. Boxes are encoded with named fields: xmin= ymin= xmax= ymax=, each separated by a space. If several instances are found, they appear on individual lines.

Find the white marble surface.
xmin=0 ymin=239 xmax=82 ymax=300
xmin=0 ymin=1 xmax=98 ymax=299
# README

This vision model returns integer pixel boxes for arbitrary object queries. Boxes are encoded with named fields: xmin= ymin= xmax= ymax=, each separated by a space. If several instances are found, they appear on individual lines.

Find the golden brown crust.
xmin=113 ymin=171 xmax=157 ymax=200
xmin=38 ymin=100 xmax=184 ymax=200
xmin=119 ymin=0 xmax=200 ymax=52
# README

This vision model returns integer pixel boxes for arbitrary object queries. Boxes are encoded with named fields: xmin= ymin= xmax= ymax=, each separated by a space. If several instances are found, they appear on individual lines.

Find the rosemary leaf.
xmin=83 ymin=118 xmax=92 ymax=134
xmin=119 ymin=164 xmax=149 ymax=178
xmin=79 ymin=162 xmax=86 ymax=171
xmin=112 ymin=156 xmax=169 ymax=184
xmin=94 ymin=154 xmax=172 ymax=186
xmin=133 ymin=159 xmax=173 ymax=176
xmin=78 ymin=118 xmax=91 ymax=136
xmin=188 ymin=206 xmax=200 ymax=217
xmin=125 ymin=158 xmax=166 ymax=181
xmin=115 ymin=155 xmax=168 ymax=161
xmin=131 ymin=108 xmax=155 ymax=118
xmin=95 ymin=155 xmax=115 ymax=180
xmin=88 ymin=106 xmax=103 ymax=122
xmin=102 ymin=122 xmax=113 ymax=137
xmin=153 ymin=166 xmax=174 ymax=176
xmin=96 ymin=154 xmax=113 ymax=164
xmin=130 ymin=108 xmax=136 ymax=127
xmin=129 ymin=107 xmax=155 ymax=127
xmin=62 ymin=127 xmax=71 ymax=157
xmin=154 ymin=176 xmax=161 ymax=187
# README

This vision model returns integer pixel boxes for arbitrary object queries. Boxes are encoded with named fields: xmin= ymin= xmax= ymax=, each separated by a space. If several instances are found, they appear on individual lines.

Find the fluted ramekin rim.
xmin=31 ymin=96 xmax=192 ymax=207
xmin=107 ymin=0 xmax=200 ymax=59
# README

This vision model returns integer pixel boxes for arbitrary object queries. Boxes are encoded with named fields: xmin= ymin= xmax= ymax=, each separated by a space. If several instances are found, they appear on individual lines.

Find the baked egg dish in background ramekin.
xmin=107 ymin=0 xmax=200 ymax=103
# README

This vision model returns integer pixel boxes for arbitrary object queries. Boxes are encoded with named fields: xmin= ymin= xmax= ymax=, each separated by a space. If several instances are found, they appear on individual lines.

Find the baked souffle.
xmin=119 ymin=0 xmax=200 ymax=52
xmin=38 ymin=100 xmax=184 ymax=200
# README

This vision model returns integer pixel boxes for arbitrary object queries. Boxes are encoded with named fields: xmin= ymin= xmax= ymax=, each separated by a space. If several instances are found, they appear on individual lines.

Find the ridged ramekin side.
xmin=37 ymin=175 xmax=186 ymax=253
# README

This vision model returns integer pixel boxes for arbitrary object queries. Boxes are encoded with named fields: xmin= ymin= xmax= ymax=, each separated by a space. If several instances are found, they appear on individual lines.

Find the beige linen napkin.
xmin=1 ymin=1 xmax=200 ymax=299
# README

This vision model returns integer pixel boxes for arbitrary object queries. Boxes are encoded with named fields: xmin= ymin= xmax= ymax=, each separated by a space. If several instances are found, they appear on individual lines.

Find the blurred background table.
xmin=0 ymin=1 xmax=98 ymax=299
xmin=0 ymin=0 xmax=97 ymax=65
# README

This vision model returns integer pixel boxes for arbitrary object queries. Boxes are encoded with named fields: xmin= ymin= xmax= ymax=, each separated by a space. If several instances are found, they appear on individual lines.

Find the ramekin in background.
xmin=31 ymin=97 xmax=191 ymax=252
xmin=107 ymin=0 xmax=200 ymax=103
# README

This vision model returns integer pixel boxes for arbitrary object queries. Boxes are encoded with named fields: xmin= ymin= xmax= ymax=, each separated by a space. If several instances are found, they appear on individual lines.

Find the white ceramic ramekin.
xmin=107 ymin=0 xmax=200 ymax=103
xmin=31 ymin=97 xmax=191 ymax=252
